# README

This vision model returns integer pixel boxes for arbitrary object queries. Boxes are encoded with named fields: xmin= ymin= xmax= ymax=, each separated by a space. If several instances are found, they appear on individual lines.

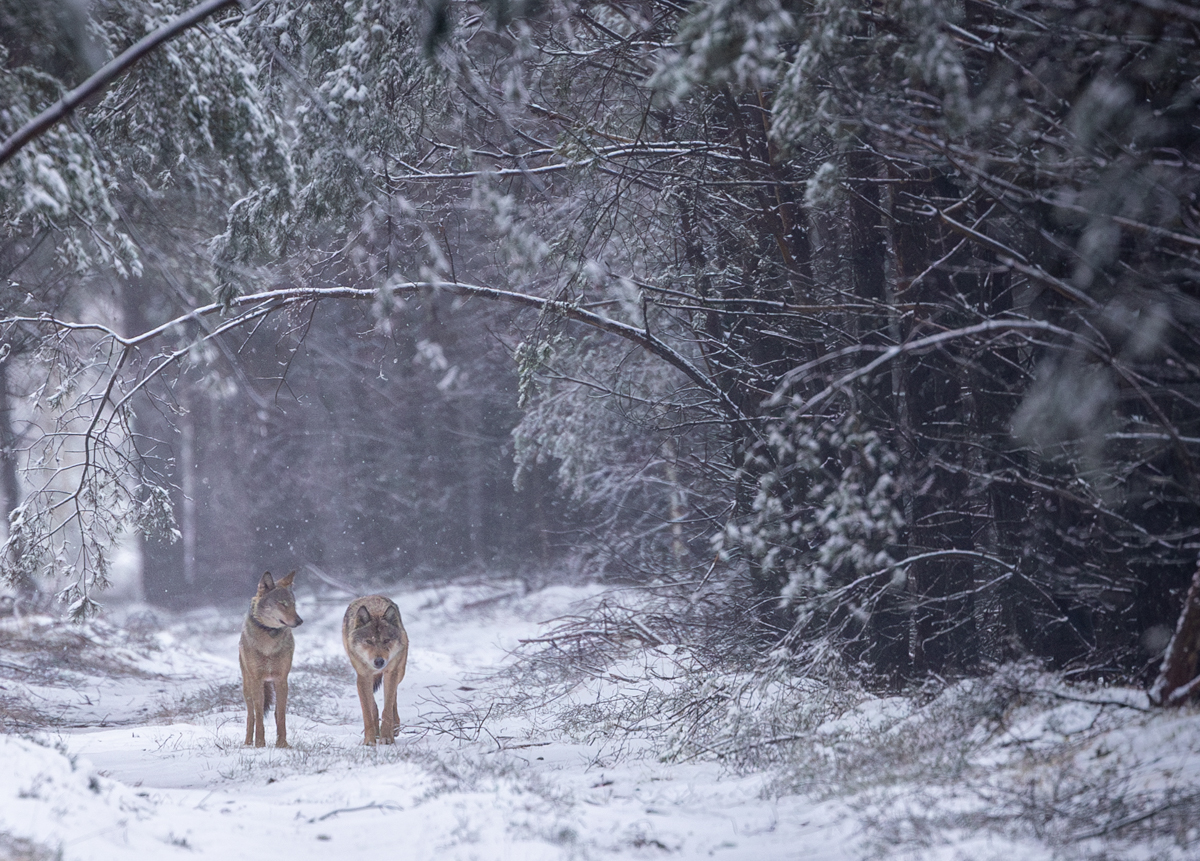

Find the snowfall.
xmin=0 ymin=575 xmax=1197 ymax=860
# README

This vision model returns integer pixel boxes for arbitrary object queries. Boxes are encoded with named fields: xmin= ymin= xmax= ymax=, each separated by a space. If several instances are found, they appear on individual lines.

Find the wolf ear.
xmin=355 ymin=604 xmax=373 ymax=629
xmin=276 ymin=570 xmax=296 ymax=588
xmin=256 ymin=571 xmax=275 ymax=595
xmin=383 ymin=604 xmax=401 ymax=627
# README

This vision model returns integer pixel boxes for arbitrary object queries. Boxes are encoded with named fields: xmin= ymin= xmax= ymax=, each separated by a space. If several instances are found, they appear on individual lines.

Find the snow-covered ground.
xmin=0 ymin=577 xmax=1197 ymax=860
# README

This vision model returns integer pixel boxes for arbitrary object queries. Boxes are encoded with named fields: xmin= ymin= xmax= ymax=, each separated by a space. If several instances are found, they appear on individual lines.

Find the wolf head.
xmin=250 ymin=570 xmax=304 ymax=629
xmin=349 ymin=602 xmax=404 ymax=672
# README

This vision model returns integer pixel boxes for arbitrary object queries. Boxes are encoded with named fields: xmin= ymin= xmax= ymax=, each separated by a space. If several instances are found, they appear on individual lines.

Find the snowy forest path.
xmin=24 ymin=579 xmax=852 ymax=860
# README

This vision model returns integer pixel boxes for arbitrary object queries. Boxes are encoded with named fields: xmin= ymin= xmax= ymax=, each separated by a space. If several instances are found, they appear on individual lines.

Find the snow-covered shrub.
xmin=650 ymin=0 xmax=799 ymax=101
xmin=720 ymin=409 xmax=905 ymax=659
xmin=771 ymin=663 xmax=1200 ymax=861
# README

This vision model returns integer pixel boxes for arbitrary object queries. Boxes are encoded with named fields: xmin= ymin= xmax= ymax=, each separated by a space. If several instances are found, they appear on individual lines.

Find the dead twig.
xmin=311 ymin=801 xmax=403 ymax=822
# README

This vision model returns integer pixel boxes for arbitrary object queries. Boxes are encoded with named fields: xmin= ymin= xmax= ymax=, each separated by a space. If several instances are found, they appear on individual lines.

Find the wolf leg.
xmin=240 ymin=652 xmax=258 ymax=746
xmin=384 ymin=641 xmax=407 ymax=742
xmin=380 ymin=677 xmax=397 ymax=745
xmin=356 ymin=673 xmax=378 ymax=744
xmin=253 ymin=681 xmax=268 ymax=747
xmin=274 ymin=677 xmax=290 ymax=748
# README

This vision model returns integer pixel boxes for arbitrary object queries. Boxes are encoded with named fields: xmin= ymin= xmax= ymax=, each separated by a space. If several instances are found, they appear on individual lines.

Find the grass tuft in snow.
xmin=0 ymin=831 xmax=61 ymax=861
xmin=0 ymin=615 xmax=165 ymax=684
xmin=153 ymin=681 xmax=243 ymax=722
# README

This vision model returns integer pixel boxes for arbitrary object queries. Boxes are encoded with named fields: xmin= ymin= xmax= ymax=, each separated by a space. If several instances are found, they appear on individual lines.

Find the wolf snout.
xmin=373 ymin=657 xmax=386 ymax=669
xmin=292 ymin=617 xmax=304 ymax=627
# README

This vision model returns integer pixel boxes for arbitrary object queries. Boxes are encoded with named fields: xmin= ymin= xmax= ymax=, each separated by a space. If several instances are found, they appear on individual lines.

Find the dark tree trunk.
xmin=122 ymin=277 xmax=184 ymax=606
xmin=1149 ymin=561 xmax=1200 ymax=706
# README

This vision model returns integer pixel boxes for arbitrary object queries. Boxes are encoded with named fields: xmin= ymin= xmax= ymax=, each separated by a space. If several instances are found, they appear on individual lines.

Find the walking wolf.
xmin=239 ymin=570 xmax=303 ymax=747
xmin=342 ymin=595 xmax=409 ymax=745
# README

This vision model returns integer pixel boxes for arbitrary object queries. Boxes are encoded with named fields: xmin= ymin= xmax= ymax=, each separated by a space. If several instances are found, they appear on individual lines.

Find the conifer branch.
xmin=0 ymin=0 xmax=241 ymax=167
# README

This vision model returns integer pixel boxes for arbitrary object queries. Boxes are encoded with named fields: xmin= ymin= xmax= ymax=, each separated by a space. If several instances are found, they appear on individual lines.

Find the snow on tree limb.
xmin=0 ymin=275 xmax=756 ymax=607
xmin=0 ymin=0 xmax=242 ymax=168
xmin=4 ymin=280 xmax=752 ymax=427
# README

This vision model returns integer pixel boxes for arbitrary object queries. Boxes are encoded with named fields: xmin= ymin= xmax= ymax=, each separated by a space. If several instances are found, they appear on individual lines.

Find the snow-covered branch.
xmin=0 ymin=0 xmax=242 ymax=167
xmin=6 ymin=280 xmax=750 ymax=426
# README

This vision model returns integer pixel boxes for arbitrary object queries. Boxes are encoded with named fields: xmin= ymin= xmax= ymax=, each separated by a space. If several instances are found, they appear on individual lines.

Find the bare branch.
xmin=5 ymin=279 xmax=754 ymax=429
xmin=769 ymin=319 xmax=1077 ymax=410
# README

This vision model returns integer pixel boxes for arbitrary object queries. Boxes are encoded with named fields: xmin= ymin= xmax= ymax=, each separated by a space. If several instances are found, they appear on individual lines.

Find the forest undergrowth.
xmin=1 ymin=574 xmax=1198 ymax=859
xmin=474 ymin=581 xmax=1200 ymax=860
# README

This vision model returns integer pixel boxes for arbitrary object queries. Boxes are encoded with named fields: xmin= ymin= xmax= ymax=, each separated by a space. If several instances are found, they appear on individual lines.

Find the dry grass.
xmin=0 ymin=619 xmax=163 ymax=683
xmin=152 ymin=661 xmax=355 ymax=725
xmin=0 ymin=831 xmax=61 ymax=861
xmin=0 ymin=694 xmax=56 ymax=732
xmin=152 ymin=681 xmax=244 ymax=722
xmin=294 ymin=655 xmax=354 ymax=683
xmin=0 ymin=616 xmax=170 ymax=729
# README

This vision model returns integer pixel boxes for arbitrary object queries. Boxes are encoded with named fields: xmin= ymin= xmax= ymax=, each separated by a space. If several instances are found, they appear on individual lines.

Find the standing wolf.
xmin=239 ymin=570 xmax=303 ymax=748
xmin=342 ymin=595 xmax=409 ymax=745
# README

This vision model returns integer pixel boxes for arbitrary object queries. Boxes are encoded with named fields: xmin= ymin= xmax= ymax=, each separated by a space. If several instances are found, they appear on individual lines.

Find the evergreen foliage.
xmin=2 ymin=0 xmax=1199 ymax=688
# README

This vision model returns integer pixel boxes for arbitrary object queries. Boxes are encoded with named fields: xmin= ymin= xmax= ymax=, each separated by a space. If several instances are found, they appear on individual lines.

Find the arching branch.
xmin=1 ymin=278 xmax=756 ymax=614
xmin=5 ymin=280 xmax=754 ymax=427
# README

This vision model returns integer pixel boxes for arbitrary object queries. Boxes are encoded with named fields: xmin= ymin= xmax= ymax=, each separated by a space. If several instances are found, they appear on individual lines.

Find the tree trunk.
xmin=0 ymin=356 xmax=35 ymax=599
xmin=0 ymin=357 xmax=18 ymax=525
xmin=880 ymin=163 xmax=916 ymax=662
xmin=1148 ymin=561 xmax=1200 ymax=706
xmin=179 ymin=385 xmax=197 ymax=587
xmin=464 ymin=395 xmax=484 ymax=566
xmin=122 ymin=276 xmax=177 ymax=605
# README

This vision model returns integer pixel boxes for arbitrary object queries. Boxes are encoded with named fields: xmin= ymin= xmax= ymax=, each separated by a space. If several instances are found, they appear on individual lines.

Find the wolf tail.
xmin=263 ymin=680 xmax=275 ymax=712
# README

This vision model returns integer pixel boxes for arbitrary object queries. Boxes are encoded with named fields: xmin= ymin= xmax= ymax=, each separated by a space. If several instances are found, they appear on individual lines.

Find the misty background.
xmin=2 ymin=0 xmax=1200 ymax=688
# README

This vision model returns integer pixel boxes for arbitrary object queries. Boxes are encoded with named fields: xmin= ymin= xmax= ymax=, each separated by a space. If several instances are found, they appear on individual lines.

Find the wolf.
xmin=342 ymin=595 xmax=409 ymax=745
xmin=239 ymin=570 xmax=303 ymax=748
